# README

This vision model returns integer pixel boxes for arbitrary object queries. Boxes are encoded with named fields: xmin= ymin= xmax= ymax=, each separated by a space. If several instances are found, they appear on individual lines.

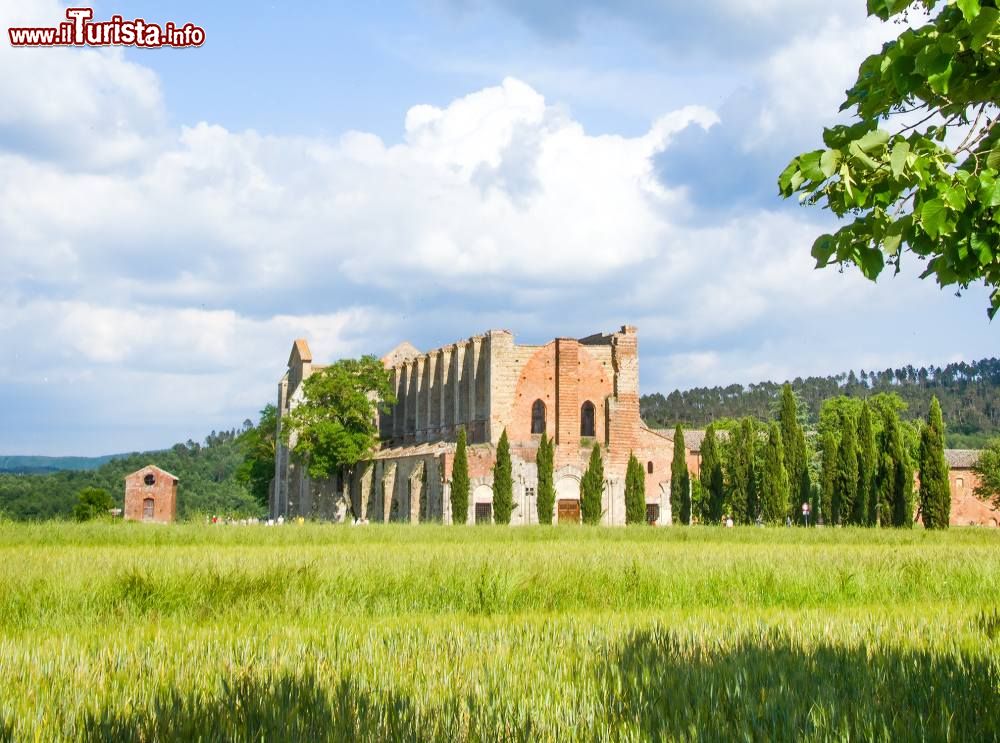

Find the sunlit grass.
xmin=0 ymin=523 xmax=997 ymax=740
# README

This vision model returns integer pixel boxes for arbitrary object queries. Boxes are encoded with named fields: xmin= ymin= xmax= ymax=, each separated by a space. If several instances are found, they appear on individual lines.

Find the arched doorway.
xmin=473 ymin=484 xmax=493 ymax=524
xmin=142 ymin=498 xmax=155 ymax=520
xmin=554 ymin=476 xmax=580 ymax=524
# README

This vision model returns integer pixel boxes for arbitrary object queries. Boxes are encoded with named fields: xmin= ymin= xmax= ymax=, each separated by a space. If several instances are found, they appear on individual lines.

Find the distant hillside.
xmin=642 ymin=357 xmax=1000 ymax=448
xmin=0 ymin=454 xmax=125 ymax=475
xmin=0 ymin=428 xmax=261 ymax=521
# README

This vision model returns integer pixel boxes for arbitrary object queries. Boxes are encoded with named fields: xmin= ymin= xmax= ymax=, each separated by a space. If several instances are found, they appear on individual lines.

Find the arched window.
xmin=531 ymin=399 xmax=546 ymax=434
xmin=580 ymin=401 xmax=596 ymax=437
xmin=647 ymin=461 xmax=653 ymax=475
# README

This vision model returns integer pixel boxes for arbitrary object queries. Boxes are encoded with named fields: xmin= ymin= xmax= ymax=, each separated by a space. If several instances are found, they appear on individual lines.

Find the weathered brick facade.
xmin=943 ymin=450 xmax=998 ymax=527
xmin=124 ymin=465 xmax=178 ymax=523
xmin=273 ymin=326 xmax=677 ymax=525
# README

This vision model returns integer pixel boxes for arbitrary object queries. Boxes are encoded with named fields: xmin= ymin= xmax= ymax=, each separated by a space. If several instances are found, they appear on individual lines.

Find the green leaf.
xmin=799 ymin=151 xmax=826 ymax=182
xmin=957 ymin=0 xmax=981 ymax=22
xmin=981 ymin=176 xmax=1000 ymax=207
xmin=890 ymin=141 xmax=910 ymax=178
xmin=812 ymin=234 xmax=837 ymax=267
xmin=943 ymin=184 xmax=967 ymax=211
xmin=972 ymin=234 xmax=994 ymax=263
xmin=920 ymin=199 xmax=949 ymax=239
xmin=927 ymin=61 xmax=953 ymax=95
xmin=856 ymin=129 xmax=890 ymax=154
xmin=858 ymin=246 xmax=885 ymax=280
xmin=840 ymin=163 xmax=854 ymax=200
xmin=849 ymin=141 xmax=879 ymax=170
xmin=970 ymin=7 xmax=999 ymax=50
xmin=883 ymin=232 xmax=902 ymax=256
xmin=778 ymin=160 xmax=799 ymax=194
xmin=986 ymin=149 xmax=1000 ymax=171
xmin=821 ymin=149 xmax=842 ymax=178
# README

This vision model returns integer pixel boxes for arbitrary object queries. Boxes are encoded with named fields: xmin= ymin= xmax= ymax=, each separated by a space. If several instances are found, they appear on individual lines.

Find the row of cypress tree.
xmin=449 ymin=427 xmax=610 ymax=525
xmin=446 ymin=389 xmax=951 ymax=528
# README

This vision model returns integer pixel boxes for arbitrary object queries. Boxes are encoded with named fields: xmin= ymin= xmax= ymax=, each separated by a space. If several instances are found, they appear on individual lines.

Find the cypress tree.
xmin=700 ymin=424 xmax=725 ymax=523
xmin=835 ymin=412 xmax=859 ymax=525
xmin=451 ymin=427 xmax=470 ymax=525
xmin=918 ymin=396 xmax=951 ymax=529
xmin=820 ymin=430 xmax=837 ymax=526
xmin=580 ymin=443 xmax=604 ymax=525
xmin=536 ymin=432 xmax=555 ymax=525
xmin=727 ymin=418 xmax=755 ymax=524
xmin=856 ymin=402 xmax=878 ymax=526
xmin=670 ymin=425 xmax=691 ymax=525
xmin=880 ymin=407 xmax=914 ymax=528
xmin=778 ymin=384 xmax=806 ymax=519
xmin=625 ymin=452 xmax=646 ymax=524
xmin=760 ymin=422 xmax=789 ymax=523
xmin=799 ymin=462 xmax=813 ymax=525
xmin=492 ymin=428 xmax=514 ymax=525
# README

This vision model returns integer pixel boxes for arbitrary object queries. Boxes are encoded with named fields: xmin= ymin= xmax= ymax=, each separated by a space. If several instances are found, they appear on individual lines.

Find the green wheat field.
xmin=0 ymin=524 xmax=997 ymax=741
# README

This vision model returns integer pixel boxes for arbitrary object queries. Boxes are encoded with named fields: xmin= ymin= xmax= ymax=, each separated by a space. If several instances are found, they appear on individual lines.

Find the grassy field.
xmin=0 ymin=523 xmax=997 ymax=741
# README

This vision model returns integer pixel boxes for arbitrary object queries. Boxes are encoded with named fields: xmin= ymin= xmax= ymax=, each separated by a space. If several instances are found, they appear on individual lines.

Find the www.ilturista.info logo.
xmin=8 ymin=7 xmax=205 ymax=48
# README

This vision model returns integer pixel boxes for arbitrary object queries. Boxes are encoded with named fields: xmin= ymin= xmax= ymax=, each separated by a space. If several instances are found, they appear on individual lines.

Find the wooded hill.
xmin=641 ymin=357 xmax=1000 ymax=448
xmin=0 ymin=427 xmax=264 ymax=521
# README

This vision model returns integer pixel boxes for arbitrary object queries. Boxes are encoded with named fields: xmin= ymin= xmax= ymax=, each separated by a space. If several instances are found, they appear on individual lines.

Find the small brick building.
xmin=945 ymin=449 xmax=998 ymax=527
xmin=124 ymin=465 xmax=178 ymax=523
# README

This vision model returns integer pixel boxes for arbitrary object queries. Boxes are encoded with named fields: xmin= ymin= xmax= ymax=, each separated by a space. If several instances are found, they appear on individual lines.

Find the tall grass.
xmin=0 ymin=523 xmax=996 ymax=740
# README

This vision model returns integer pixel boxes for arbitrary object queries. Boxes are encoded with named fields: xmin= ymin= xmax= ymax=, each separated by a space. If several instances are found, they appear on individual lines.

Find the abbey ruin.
xmin=272 ymin=326 xmax=676 ymax=525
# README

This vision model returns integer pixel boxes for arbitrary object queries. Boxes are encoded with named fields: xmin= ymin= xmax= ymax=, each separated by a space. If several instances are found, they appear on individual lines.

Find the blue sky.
xmin=1 ymin=0 xmax=996 ymax=455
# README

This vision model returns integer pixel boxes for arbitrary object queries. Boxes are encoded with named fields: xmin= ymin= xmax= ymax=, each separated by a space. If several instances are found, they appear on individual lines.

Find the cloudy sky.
xmin=1 ymin=0 xmax=995 ymax=455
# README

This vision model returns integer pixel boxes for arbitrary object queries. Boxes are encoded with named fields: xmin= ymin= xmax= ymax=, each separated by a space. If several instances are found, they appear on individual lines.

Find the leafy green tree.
xmin=492 ymin=429 xmax=514 ymax=525
xmin=760 ymin=422 xmax=789 ymax=523
xmin=73 ymin=486 xmax=114 ymax=521
xmin=281 ymin=357 xmax=396 ymax=507
xmin=918 ymin=396 xmax=951 ymax=529
xmin=536 ymin=432 xmax=555 ymax=525
xmin=624 ymin=452 xmax=647 ymax=524
xmin=835 ymin=411 xmax=860 ymax=525
xmin=880 ymin=406 xmax=915 ymax=527
xmin=779 ymin=0 xmax=1000 ymax=317
xmin=820 ymin=430 xmax=838 ymax=526
xmin=700 ymin=424 xmax=725 ymax=523
xmin=972 ymin=438 xmax=1000 ymax=508
xmin=580 ymin=443 xmax=604 ymax=525
xmin=451 ymin=427 xmax=470 ymax=525
xmin=778 ymin=384 xmax=807 ymax=518
xmin=726 ymin=418 xmax=756 ymax=524
xmin=857 ymin=402 xmax=879 ymax=526
xmin=235 ymin=404 xmax=278 ymax=508
xmin=670 ymin=425 xmax=691 ymax=525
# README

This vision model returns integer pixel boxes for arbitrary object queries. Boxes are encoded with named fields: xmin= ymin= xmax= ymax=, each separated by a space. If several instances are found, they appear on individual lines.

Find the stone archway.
xmin=554 ymin=475 xmax=581 ymax=524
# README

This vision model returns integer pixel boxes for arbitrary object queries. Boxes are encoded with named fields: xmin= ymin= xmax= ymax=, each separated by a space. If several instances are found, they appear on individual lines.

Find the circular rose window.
xmin=144 ymin=474 xmax=155 ymax=486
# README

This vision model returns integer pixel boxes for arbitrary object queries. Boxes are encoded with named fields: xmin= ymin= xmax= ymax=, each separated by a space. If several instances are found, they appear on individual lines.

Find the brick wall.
xmin=124 ymin=466 xmax=177 ymax=523
xmin=949 ymin=468 xmax=999 ymax=526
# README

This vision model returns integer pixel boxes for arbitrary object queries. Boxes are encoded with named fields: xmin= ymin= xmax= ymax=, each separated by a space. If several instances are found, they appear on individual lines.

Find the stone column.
xmin=468 ymin=337 xmax=480 ymax=442
xmin=399 ymin=364 xmax=410 ymax=442
xmin=438 ymin=349 xmax=448 ymax=437
xmin=425 ymin=354 xmax=436 ymax=440
xmin=452 ymin=344 xmax=464 ymax=431
xmin=414 ymin=356 xmax=425 ymax=442
xmin=406 ymin=360 xmax=418 ymax=443
xmin=382 ymin=463 xmax=397 ymax=523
